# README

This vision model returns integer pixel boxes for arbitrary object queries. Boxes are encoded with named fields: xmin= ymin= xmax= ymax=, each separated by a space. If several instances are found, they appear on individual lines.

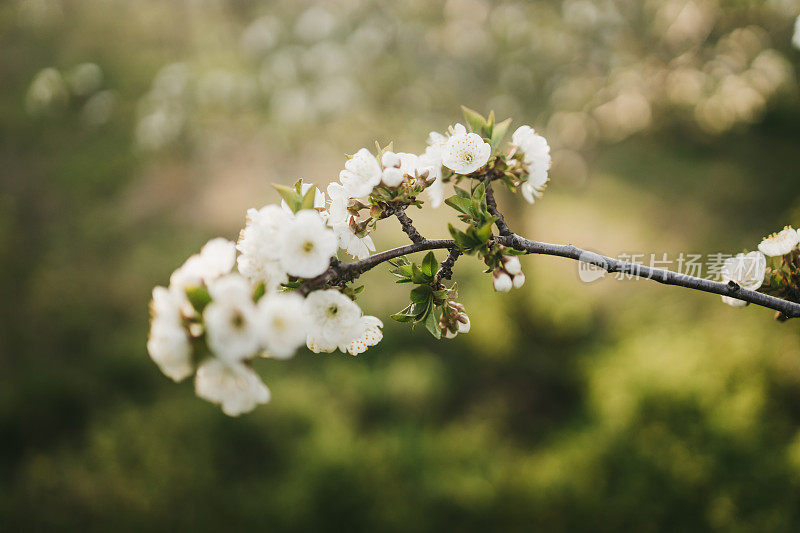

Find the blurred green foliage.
xmin=2 ymin=0 xmax=800 ymax=531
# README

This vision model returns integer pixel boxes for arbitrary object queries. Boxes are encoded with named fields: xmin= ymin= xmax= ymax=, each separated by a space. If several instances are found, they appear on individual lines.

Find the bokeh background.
xmin=3 ymin=0 xmax=800 ymax=530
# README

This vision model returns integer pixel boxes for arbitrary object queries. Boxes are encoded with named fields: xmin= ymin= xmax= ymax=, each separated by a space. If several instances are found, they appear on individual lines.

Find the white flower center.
xmin=302 ymin=240 xmax=315 ymax=253
xmin=230 ymin=310 xmax=246 ymax=330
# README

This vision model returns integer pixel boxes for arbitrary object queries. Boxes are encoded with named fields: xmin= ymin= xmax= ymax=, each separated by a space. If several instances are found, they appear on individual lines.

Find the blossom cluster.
xmin=719 ymin=226 xmax=800 ymax=308
xmin=148 ymin=109 xmax=552 ymax=416
xmin=148 ymin=235 xmax=385 ymax=416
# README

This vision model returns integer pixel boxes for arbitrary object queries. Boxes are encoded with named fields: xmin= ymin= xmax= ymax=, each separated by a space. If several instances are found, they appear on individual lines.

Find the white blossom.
xmin=381 ymin=151 xmax=405 ymax=187
xmin=236 ymin=205 xmax=291 ymax=289
xmin=326 ymin=182 xmax=350 ymax=226
xmin=279 ymin=209 xmax=338 ymax=278
xmin=757 ymin=226 xmax=799 ymax=257
xmin=381 ymin=166 xmax=404 ymax=187
xmin=195 ymin=359 xmax=270 ymax=416
xmin=493 ymin=270 xmax=513 ymax=292
xmin=335 ymin=228 xmax=375 ymax=260
xmin=147 ymin=287 xmax=193 ymax=382
xmin=339 ymin=148 xmax=382 ymax=197
xmin=720 ymin=251 xmax=766 ymax=307
xmin=256 ymin=292 xmax=308 ymax=359
xmin=419 ymin=146 xmax=444 ymax=208
xmin=305 ymin=289 xmax=362 ymax=352
xmin=237 ymin=205 xmax=291 ymax=261
xmin=326 ymin=183 xmax=375 ymax=260
xmin=441 ymin=126 xmax=491 ymax=175
xmin=204 ymin=274 xmax=260 ymax=362
xmin=381 ymin=150 xmax=426 ymax=187
xmin=237 ymin=255 xmax=288 ymax=293
xmin=428 ymin=130 xmax=448 ymax=146
xmin=382 ymin=151 xmax=402 ymax=168
xmin=512 ymin=273 xmax=526 ymax=288
xmin=339 ymin=315 xmax=383 ymax=355
xmin=396 ymin=152 xmax=421 ymax=176
xmin=418 ymin=126 xmax=459 ymax=208
xmin=512 ymin=125 xmax=551 ymax=204
xmin=170 ymin=238 xmax=236 ymax=293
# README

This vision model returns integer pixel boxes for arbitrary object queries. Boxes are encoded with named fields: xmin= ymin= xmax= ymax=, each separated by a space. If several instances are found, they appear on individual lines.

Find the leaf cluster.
xmin=388 ymin=252 xmax=455 ymax=339
xmin=445 ymin=182 xmax=496 ymax=255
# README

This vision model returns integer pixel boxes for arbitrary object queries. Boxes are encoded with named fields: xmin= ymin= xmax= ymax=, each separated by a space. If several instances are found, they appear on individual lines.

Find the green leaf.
xmin=486 ymin=110 xmax=495 ymax=130
xmin=471 ymin=181 xmax=486 ymax=201
xmin=475 ymin=220 xmax=495 ymax=244
xmin=300 ymin=186 xmax=317 ymax=210
xmin=252 ymin=282 xmax=266 ymax=302
xmin=185 ymin=286 xmax=211 ymax=314
xmin=421 ymin=252 xmax=437 ymax=278
xmin=389 ymin=264 xmax=413 ymax=280
xmin=444 ymin=195 xmax=472 ymax=215
xmin=390 ymin=303 xmax=416 ymax=322
xmin=454 ymin=186 xmax=471 ymax=199
xmin=410 ymin=285 xmax=432 ymax=303
xmin=448 ymin=223 xmax=466 ymax=244
xmin=411 ymin=263 xmax=430 ymax=285
xmin=461 ymin=105 xmax=487 ymax=134
xmin=423 ymin=301 xmax=441 ymax=339
xmin=490 ymin=118 xmax=512 ymax=151
xmin=273 ymin=184 xmax=300 ymax=213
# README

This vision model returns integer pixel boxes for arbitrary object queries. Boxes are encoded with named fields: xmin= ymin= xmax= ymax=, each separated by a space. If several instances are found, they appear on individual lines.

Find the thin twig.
xmin=298 ymin=234 xmax=800 ymax=318
xmin=434 ymin=248 xmax=462 ymax=284
xmin=298 ymin=239 xmax=456 ymax=295
xmin=495 ymin=234 xmax=800 ymax=318
xmin=484 ymin=181 xmax=512 ymax=236
xmin=392 ymin=206 xmax=425 ymax=243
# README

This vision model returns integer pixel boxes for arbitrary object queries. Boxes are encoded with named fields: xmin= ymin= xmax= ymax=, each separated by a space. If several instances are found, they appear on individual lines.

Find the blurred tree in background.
xmin=2 ymin=0 xmax=800 ymax=530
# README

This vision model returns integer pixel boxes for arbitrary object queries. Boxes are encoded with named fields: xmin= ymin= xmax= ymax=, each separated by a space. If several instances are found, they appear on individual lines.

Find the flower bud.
xmin=444 ymin=328 xmax=458 ymax=339
xmin=512 ymin=273 xmax=525 ymax=288
xmin=493 ymin=270 xmax=512 ymax=292
xmin=382 ymin=167 xmax=404 ymax=187
xmin=503 ymin=256 xmax=522 ymax=276
xmin=381 ymin=151 xmax=401 ymax=168
xmin=457 ymin=314 xmax=470 ymax=333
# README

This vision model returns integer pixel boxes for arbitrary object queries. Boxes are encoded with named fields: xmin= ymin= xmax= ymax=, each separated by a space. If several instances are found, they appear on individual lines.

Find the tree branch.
xmin=495 ymin=234 xmax=800 ymax=318
xmin=299 ymin=234 xmax=800 ymax=318
xmin=298 ymin=239 xmax=456 ymax=295
xmin=435 ymin=248 xmax=462 ymax=284
xmin=484 ymin=181 xmax=512 ymax=236
xmin=392 ymin=206 xmax=425 ymax=244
